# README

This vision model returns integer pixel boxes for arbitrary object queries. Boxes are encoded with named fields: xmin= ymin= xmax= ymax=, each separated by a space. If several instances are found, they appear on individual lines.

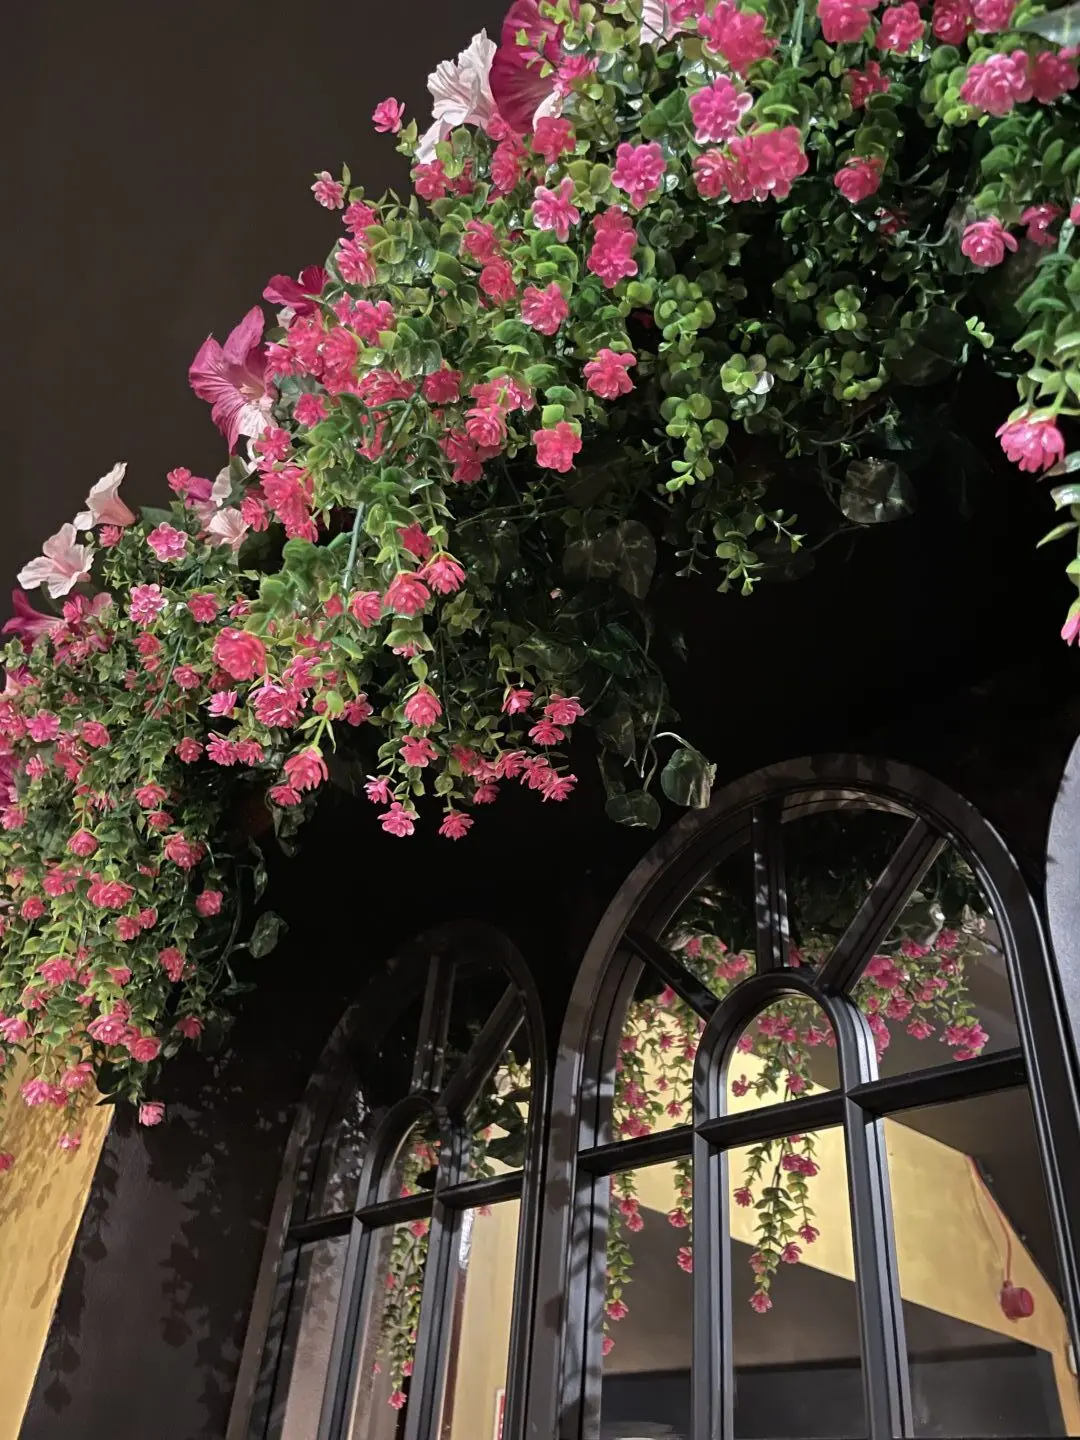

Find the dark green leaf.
xmin=660 ymin=746 xmax=716 ymax=809
xmin=605 ymin=790 xmax=662 ymax=828
xmin=838 ymin=459 xmax=916 ymax=525
xmin=248 ymin=911 xmax=286 ymax=958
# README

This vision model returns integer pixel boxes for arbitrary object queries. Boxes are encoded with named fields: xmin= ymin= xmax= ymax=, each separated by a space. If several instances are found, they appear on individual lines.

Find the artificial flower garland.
xmin=1 ymin=0 xmax=1078 ymax=1161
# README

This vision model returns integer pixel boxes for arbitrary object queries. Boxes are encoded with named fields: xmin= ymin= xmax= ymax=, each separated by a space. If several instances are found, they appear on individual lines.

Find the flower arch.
xmin=2 ymin=0 xmax=1079 ymax=1150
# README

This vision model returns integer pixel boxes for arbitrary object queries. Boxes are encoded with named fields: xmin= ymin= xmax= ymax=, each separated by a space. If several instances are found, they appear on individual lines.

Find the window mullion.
xmin=317 ymin=1216 xmax=374 ymax=1440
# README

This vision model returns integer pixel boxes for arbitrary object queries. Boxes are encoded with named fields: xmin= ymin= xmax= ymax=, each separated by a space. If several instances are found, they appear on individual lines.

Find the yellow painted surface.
xmin=449 ymin=1203 xmax=519 ymax=1440
xmin=0 ymin=1054 xmax=111 ymax=1440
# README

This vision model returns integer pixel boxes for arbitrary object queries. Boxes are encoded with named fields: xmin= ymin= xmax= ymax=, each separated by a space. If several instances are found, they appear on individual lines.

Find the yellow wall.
xmin=0 ymin=1056 xmax=111 ymax=1440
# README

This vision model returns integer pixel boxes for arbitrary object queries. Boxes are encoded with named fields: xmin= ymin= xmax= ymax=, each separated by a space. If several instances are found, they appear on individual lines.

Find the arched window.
xmin=532 ymin=758 xmax=1080 ymax=1440
xmin=230 ymin=922 xmax=545 ymax=1440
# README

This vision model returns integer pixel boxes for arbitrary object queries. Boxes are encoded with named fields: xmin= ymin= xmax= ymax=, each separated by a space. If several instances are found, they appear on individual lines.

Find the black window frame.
xmin=529 ymin=755 xmax=1080 ymax=1440
xmin=228 ymin=920 xmax=547 ymax=1440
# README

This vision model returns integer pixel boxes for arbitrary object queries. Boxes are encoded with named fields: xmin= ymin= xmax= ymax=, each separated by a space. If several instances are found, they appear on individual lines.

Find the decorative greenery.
xmin=1 ymin=0 xmax=1076 ymax=1153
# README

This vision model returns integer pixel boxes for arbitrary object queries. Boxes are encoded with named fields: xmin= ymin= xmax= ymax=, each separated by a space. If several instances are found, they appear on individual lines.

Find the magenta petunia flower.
xmin=262 ymin=265 xmax=328 ymax=319
xmin=188 ymin=306 xmax=275 ymax=452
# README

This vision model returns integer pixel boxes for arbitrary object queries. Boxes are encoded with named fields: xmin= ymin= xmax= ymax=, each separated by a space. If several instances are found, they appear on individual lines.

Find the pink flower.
xmin=488 ymin=1 xmax=566 ymax=134
xmin=932 ymin=0 xmax=973 ymax=38
xmin=728 ymin=126 xmax=809 ymax=200
xmin=372 ymin=97 xmax=405 ymax=133
xmin=293 ymin=393 xmax=328 ymax=428
xmin=81 ymin=721 xmax=110 ymax=748
xmin=960 ymin=51 xmax=1032 ymax=114
xmin=533 ymin=421 xmax=582 ymax=473
xmin=348 ymin=591 xmax=383 ymax=629
xmin=2 ymin=588 xmax=56 ymax=647
xmin=780 ymin=1242 xmax=802 ymax=1264
xmin=479 ymin=257 xmax=517 ymax=304
xmin=73 ymin=461 xmax=137 ymax=531
xmin=189 ymin=307 xmax=273 ymax=452
xmin=401 ymin=736 xmax=437 ymax=768
xmin=699 ymin=1 xmax=777 ymax=70
xmin=584 ymin=348 xmax=637 ymax=400
xmin=423 ymin=555 xmax=467 ymax=595
xmin=544 ymin=695 xmax=584 ymax=724
xmin=676 ymin=1246 xmax=693 ymax=1273
xmin=1022 ymin=204 xmax=1061 ymax=247
xmin=971 ymin=0 xmax=1015 ymax=29
xmin=384 ymin=573 xmax=431 ymax=617
xmin=336 ymin=236 xmax=376 ymax=286
xmin=311 ymin=170 xmax=345 ymax=209
xmin=750 ymin=1290 xmax=772 ymax=1313
xmin=388 ymin=1390 xmax=407 ymax=1411
xmin=22 ymin=1076 xmax=54 ymax=1107
xmin=876 ymin=1 xmax=924 ymax=50
xmin=164 ymin=833 xmax=205 ymax=869
xmin=159 ymin=948 xmax=186 ymax=982
xmin=21 ymin=896 xmax=46 ymax=921
xmin=462 ymin=220 xmax=501 ymax=263
xmin=817 ymin=0 xmax=876 ymax=42
xmin=68 ymin=829 xmax=98 ymax=857
xmin=186 ymin=593 xmax=218 ymax=623
xmin=1062 ymin=609 xmax=1080 ymax=645
xmin=0 ymin=1016 xmax=29 ymax=1044
xmin=269 ymin=784 xmax=300 ymax=807
xmin=207 ymin=691 xmax=237 ymax=718
xmin=606 ymin=1298 xmax=629 ymax=1321
xmin=127 ymin=1034 xmax=162 ymax=1063
xmin=18 ymin=523 xmax=93 ymax=598
xmin=263 ymin=266 xmax=328 ymax=320
xmin=996 ymin=412 xmax=1066 ymax=472
xmin=195 ymin=889 xmax=223 ymax=917
xmin=417 ymin=30 xmax=497 ymax=161
xmin=1030 ymin=50 xmax=1079 ymax=103
xmin=145 ymin=523 xmax=188 ymax=562
xmin=87 ymin=877 xmax=134 ymax=909
xmin=465 ymin=403 xmax=508 ymax=450
xmin=404 ymin=687 xmax=442 ymax=727
xmin=365 ymin=776 xmax=393 ymax=805
xmin=532 ymin=177 xmax=581 ymax=241
xmin=532 ymin=116 xmax=575 ymax=164
xmin=422 ymin=366 xmax=463 ymax=403
xmin=213 ymin=628 xmax=268 ymax=680
xmin=521 ymin=282 xmax=570 ymax=335
xmin=834 ymin=155 xmax=884 ymax=202
xmin=612 ymin=142 xmax=667 ymax=208
xmin=284 ymin=748 xmax=328 ymax=792
xmin=176 ymin=1016 xmax=202 ymax=1038
xmin=961 ymin=216 xmax=1018 ymax=267
xmin=689 ymin=76 xmax=753 ymax=143
xmin=57 ymin=1133 xmax=81 ymax=1152
xmin=588 ymin=207 xmax=639 ymax=287
xmin=139 ymin=1101 xmax=165 ymax=1126
xmin=380 ymin=802 xmax=416 ymax=837
xmin=172 ymin=664 xmax=202 ymax=692
xmin=0 ymin=1151 xmax=12 ymax=1172
xmin=128 ymin=583 xmax=166 ymax=627
xmin=847 ymin=60 xmax=890 ymax=106
xmin=27 ymin=710 xmax=61 ymax=741
xmin=439 ymin=811 xmax=474 ymax=840
xmin=529 ymin=719 xmax=565 ymax=746
xmin=502 ymin=687 xmax=533 ymax=714
xmin=135 ymin=784 xmax=167 ymax=809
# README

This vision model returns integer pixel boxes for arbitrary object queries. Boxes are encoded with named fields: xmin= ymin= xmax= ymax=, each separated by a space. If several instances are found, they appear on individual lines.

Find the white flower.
xmin=416 ymin=31 xmax=497 ymax=162
xmin=73 ymin=462 xmax=136 ymax=531
xmin=17 ymin=524 xmax=94 ymax=598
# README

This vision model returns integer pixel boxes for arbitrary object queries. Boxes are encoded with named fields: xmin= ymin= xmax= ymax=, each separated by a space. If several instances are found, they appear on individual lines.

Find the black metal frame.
xmin=228 ymin=921 xmax=547 ymax=1440
xmin=530 ymin=756 xmax=1080 ymax=1440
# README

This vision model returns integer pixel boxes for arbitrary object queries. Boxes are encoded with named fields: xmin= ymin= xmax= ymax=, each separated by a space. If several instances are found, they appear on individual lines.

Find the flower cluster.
xmin=3 ymin=0 xmax=1078 ymax=1146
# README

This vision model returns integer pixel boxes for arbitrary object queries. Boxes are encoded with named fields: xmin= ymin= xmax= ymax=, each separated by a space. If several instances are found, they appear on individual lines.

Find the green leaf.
xmin=606 ymin=790 xmax=662 ymax=828
xmin=248 ymin=911 xmax=286 ymax=959
xmin=1019 ymin=0 xmax=1080 ymax=43
xmin=1052 ymin=482 xmax=1080 ymax=508
xmin=1036 ymin=520 xmax=1078 ymax=547
xmin=887 ymin=308 xmax=969 ymax=387
xmin=660 ymin=746 xmax=716 ymax=809
xmin=837 ymin=459 xmax=916 ymax=525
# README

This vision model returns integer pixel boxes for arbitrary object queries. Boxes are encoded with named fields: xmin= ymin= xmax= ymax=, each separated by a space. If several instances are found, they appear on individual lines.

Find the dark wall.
xmin=2 ymin=0 xmax=507 ymax=595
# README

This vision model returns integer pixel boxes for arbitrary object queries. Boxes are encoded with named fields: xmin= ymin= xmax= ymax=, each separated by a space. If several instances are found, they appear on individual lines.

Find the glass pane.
xmin=662 ymin=840 xmax=756 ymax=983
xmin=729 ymin=1126 xmax=866 ymax=1439
xmin=302 ymin=1074 xmax=371 ymax=1220
xmin=262 ymin=1235 xmax=348 ymax=1440
xmin=382 ymin=1114 xmax=440 ymax=1204
xmin=729 ymin=999 xmax=838 ymax=1106
xmin=348 ymin=1221 xmax=431 ymax=1438
xmin=467 ymin=1030 xmax=531 ymax=1180
xmin=617 ymin=971 xmax=702 ymax=1137
xmin=784 ymin=805 xmax=913 ymax=972
xmin=886 ymin=1088 xmax=1077 ymax=1437
xmin=865 ymin=845 xmax=1019 ymax=1078
xmin=601 ymin=1161 xmax=693 ymax=1437
xmin=442 ymin=1202 xmax=520 ymax=1439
